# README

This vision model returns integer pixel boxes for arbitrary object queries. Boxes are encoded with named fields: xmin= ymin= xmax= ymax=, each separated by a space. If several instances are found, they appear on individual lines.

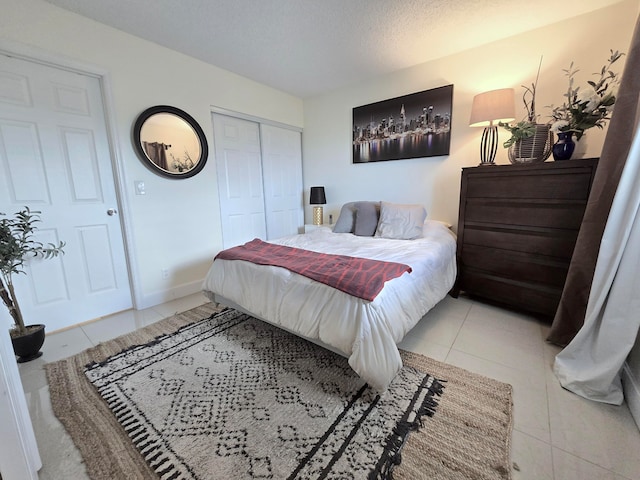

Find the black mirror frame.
xmin=133 ymin=105 xmax=208 ymax=179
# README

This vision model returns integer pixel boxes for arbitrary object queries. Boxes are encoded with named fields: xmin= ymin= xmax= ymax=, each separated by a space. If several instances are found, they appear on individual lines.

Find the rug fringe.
xmin=368 ymin=376 xmax=445 ymax=480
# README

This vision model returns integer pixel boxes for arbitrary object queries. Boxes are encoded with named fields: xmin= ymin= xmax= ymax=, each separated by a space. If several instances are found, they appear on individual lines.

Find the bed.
xmin=202 ymin=201 xmax=457 ymax=392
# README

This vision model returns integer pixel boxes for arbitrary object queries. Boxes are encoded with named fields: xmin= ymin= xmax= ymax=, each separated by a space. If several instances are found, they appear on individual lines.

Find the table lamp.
xmin=309 ymin=186 xmax=326 ymax=225
xmin=469 ymin=88 xmax=515 ymax=165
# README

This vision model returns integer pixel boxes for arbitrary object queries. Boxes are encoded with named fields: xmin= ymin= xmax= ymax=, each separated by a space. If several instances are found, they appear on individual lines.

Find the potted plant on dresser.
xmin=500 ymin=60 xmax=553 ymax=164
xmin=0 ymin=207 xmax=65 ymax=362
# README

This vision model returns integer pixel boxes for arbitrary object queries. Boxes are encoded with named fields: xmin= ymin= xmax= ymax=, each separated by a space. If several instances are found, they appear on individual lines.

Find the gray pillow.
xmin=332 ymin=202 xmax=357 ymax=233
xmin=354 ymin=201 xmax=379 ymax=236
xmin=333 ymin=201 xmax=380 ymax=233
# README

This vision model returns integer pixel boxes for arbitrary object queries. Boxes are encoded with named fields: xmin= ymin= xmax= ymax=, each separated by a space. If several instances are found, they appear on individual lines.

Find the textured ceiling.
xmin=44 ymin=0 xmax=623 ymax=98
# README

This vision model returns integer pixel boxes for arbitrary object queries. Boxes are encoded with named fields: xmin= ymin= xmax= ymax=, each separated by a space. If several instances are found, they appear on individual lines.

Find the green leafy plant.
xmin=0 ymin=207 xmax=65 ymax=336
xmin=501 ymin=120 xmax=537 ymax=148
xmin=549 ymin=50 xmax=624 ymax=140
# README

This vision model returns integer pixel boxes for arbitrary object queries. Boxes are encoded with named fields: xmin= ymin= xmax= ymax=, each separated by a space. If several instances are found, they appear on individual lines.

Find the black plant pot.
xmin=11 ymin=324 xmax=46 ymax=363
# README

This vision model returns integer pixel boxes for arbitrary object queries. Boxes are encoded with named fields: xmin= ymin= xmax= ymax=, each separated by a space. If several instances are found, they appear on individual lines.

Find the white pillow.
xmin=375 ymin=202 xmax=427 ymax=240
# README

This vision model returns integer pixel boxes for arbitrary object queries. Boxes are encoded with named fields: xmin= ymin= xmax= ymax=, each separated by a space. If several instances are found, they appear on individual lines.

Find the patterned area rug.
xmin=46 ymin=303 xmax=513 ymax=480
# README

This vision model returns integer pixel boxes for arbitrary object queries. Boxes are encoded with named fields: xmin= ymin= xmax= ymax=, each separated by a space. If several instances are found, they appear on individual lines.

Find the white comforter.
xmin=202 ymin=220 xmax=457 ymax=391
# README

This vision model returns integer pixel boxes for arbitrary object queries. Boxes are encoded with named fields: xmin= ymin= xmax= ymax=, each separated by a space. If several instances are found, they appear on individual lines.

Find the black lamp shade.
xmin=309 ymin=186 xmax=326 ymax=205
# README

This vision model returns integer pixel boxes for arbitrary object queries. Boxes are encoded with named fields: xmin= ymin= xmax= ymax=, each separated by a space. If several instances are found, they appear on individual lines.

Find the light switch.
xmin=135 ymin=180 xmax=145 ymax=195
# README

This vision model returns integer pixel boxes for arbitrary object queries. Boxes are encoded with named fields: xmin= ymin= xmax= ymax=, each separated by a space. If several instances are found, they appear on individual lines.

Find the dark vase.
xmin=11 ymin=324 xmax=46 ymax=363
xmin=552 ymin=132 xmax=576 ymax=161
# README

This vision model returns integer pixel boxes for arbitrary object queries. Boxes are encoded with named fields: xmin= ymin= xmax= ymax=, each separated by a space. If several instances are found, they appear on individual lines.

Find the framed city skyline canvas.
xmin=352 ymin=84 xmax=453 ymax=163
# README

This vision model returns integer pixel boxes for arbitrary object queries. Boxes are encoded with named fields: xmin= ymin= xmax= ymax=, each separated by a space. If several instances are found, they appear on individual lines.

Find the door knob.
xmin=107 ymin=208 xmax=118 ymax=216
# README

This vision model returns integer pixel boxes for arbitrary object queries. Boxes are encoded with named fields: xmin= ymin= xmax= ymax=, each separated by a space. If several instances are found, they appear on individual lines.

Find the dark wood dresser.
xmin=454 ymin=158 xmax=598 ymax=318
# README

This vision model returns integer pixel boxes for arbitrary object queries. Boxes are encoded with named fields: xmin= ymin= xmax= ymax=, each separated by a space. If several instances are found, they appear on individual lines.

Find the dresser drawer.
xmin=459 ymin=270 xmax=561 ymax=316
xmin=466 ymin=170 xmax=593 ymax=201
xmin=463 ymin=227 xmax=579 ymax=259
xmin=464 ymin=200 xmax=586 ymax=229
xmin=460 ymin=244 xmax=570 ymax=288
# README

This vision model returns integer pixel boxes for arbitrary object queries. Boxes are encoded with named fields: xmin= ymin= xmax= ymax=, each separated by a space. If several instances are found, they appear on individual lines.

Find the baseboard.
xmin=622 ymin=361 xmax=640 ymax=432
xmin=137 ymin=280 xmax=204 ymax=310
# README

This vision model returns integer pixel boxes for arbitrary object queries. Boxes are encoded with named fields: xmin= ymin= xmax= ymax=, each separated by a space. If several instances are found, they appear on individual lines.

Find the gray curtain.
xmin=547 ymin=13 xmax=640 ymax=346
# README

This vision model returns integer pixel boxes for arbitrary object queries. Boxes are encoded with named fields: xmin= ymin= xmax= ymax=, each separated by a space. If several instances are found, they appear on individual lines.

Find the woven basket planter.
xmin=508 ymin=124 xmax=553 ymax=164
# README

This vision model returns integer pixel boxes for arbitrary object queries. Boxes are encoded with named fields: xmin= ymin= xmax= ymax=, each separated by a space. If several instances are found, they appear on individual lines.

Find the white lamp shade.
xmin=469 ymin=88 xmax=516 ymax=127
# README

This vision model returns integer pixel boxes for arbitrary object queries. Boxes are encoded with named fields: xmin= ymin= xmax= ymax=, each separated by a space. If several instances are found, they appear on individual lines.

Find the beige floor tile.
xmin=19 ymin=364 xmax=89 ymax=480
xmin=149 ymin=291 xmax=209 ymax=318
xmin=451 ymin=317 xmax=547 ymax=378
xmin=464 ymin=300 xmax=546 ymax=338
xmin=397 ymin=294 xmax=468 ymax=361
xmin=542 ymin=338 xmax=563 ymax=367
xmin=511 ymin=430 xmax=554 ymax=480
xmin=405 ymin=305 xmax=466 ymax=349
xmin=397 ymin=335 xmax=450 ymax=362
xmin=80 ymin=306 xmax=165 ymax=344
xmin=427 ymin=293 xmax=474 ymax=319
xmin=39 ymin=327 xmax=94 ymax=363
xmin=552 ymin=447 xmax=632 ymax=480
xmin=546 ymin=368 xmax=640 ymax=478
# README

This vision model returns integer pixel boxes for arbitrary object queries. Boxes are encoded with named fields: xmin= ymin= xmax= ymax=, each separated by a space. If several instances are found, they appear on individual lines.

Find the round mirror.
xmin=133 ymin=105 xmax=208 ymax=179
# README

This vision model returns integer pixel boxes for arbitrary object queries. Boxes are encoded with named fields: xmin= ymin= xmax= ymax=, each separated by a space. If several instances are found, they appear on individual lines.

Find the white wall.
xmin=0 ymin=0 xmax=304 ymax=310
xmin=302 ymin=0 xmax=639 ymax=229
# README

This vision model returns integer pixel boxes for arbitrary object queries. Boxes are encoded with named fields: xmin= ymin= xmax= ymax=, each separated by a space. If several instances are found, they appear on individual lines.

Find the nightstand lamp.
xmin=469 ymin=88 xmax=515 ymax=166
xmin=309 ymin=186 xmax=326 ymax=225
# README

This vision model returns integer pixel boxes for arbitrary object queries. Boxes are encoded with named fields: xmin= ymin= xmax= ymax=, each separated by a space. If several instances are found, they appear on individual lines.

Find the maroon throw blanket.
xmin=215 ymin=238 xmax=412 ymax=301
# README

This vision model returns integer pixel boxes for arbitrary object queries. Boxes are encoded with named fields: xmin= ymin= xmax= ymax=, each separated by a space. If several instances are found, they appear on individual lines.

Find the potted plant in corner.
xmin=0 ymin=207 xmax=65 ymax=362
xmin=500 ymin=59 xmax=553 ymax=164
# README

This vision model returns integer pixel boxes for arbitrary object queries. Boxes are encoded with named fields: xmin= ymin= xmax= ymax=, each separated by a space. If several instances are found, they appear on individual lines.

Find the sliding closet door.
xmin=213 ymin=112 xmax=303 ymax=249
xmin=260 ymin=124 xmax=303 ymax=239
xmin=213 ymin=114 xmax=266 ymax=249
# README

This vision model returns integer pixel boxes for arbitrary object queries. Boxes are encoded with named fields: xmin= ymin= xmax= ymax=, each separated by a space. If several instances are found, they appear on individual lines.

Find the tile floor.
xmin=16 ymin=292 xmax=640 ymax=480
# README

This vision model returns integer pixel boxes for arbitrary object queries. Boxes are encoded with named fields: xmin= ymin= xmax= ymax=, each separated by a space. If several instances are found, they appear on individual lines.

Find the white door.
xmin=260 ymin=124 xmax=303 ymax=239
xmin=0 ymin=55 xmax=132 ymax=332
xmin=213 ymin=114 xmax=267 ymax=249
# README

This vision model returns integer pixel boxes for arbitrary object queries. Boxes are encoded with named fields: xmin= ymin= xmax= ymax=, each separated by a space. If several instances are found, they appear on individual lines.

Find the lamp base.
xmin=312 ymin=206 xmax=323 ymax=225
xmin=478 ymin=126 xmax=498 ymax=166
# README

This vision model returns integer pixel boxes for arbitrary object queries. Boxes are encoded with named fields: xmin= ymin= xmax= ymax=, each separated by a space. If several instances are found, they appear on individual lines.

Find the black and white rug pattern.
xmin=85 ymin=308 xmax=443 ymax=480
